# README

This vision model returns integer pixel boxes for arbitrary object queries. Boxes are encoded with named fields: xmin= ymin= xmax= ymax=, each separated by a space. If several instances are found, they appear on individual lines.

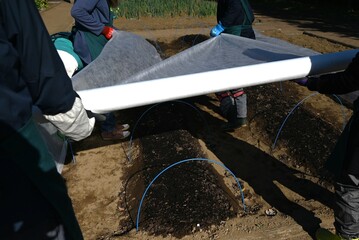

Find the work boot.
xmin=316 ymin=228 xmax=359 ymax=240
xmin=101 ymin=124 xmax=130 ymax=141
xmin=221 ymin=117 xmax=248 ymax=132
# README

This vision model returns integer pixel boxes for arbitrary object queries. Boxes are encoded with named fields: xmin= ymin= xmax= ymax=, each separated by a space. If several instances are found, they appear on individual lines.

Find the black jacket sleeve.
xmin=217 ymin=0 xmax=245 ymax=27
xmin=307 ymin=53 xmax=359 ymax=95
xmin=0 ymin=0 xmax=77 ymax=115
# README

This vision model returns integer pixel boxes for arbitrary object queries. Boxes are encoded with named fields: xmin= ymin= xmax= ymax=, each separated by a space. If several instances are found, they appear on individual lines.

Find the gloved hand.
xmin=44 ymin=97 xmax=95 ymax=141
xmin=210 ymin=22 xmax=225 ymax=37
xmin=102 ymin=26 xmax=114 ymax=40
xmin=293 ymin=77 xmax=308 ymax=86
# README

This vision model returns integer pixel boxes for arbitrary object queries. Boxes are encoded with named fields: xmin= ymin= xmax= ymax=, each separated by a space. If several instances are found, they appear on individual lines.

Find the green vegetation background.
xmin=37 ymin=0 xmax=358 ymax=21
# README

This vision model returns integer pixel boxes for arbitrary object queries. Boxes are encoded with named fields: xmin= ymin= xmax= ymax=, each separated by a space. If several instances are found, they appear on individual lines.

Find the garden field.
xmin=47 ymin=0 xmax=359 ymax=239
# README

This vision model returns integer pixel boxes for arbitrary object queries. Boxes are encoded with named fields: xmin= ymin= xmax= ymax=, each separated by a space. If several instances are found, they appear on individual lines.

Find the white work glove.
xmin=44 ymin=97 xmax=95 ymax=141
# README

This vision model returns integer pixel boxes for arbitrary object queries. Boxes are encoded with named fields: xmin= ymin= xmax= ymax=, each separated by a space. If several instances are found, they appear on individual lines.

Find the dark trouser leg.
xmin=216 ymin=91 xmax=236 ymax=122
xmin=334 ymin=174 xmax=359 ymax=239
xmin=216 ymin=90 xmax=247 ymax=131
xmin=101 ymin=112 xmax=116 ymax=133
xmin=0 ymin=120 xmax=83 ymax=239
xmin=0 ymin=159 xmax=66 ymax=239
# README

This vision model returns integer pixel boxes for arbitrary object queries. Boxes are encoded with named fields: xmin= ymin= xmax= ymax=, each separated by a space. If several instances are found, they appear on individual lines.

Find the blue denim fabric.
xmin=101 ymin=112 xmax=116 ymax=132
xmin=219 ymin=93 xmax=247 ymax=121
xmin=234 ymin=93 xmax=247 ymax=118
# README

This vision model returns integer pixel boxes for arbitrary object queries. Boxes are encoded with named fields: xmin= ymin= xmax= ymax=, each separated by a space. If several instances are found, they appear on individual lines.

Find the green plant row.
xmin=35 ymin=0 xmax=48 ymax=10
xmin=112 ymin=0 xmax=217 ymax=18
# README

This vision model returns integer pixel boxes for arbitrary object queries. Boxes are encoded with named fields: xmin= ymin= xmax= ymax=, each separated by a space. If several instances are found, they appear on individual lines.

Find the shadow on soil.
xmin=69 ymin=34 xmax=345 ymax=239
xmin=251 ymin=0 xmax=359 ymax=39
xmin=108 ymin=92 xmax=337 ymax=239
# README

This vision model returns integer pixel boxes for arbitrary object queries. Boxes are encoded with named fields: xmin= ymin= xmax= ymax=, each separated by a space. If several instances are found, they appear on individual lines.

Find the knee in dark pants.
xmin=334 ymin=179 xmax=359 ymax=238
xmin=218 ymin=96 xmax=236 ymax=121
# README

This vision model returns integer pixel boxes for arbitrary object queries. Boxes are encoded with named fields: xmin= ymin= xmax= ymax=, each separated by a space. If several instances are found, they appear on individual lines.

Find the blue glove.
xmin=293 ymin=77 xmax=308 ymax=86
xmin=210 ymin=22 xmax=225 ymax=37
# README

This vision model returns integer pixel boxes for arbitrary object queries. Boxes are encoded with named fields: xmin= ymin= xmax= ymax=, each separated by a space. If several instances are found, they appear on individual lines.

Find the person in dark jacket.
xmin=210 ymin=0 xmax=255 ymax=131
xmin=296 ymin=53 xmax=359 ymax=240
xmin=0 ymin=0 xmax=95 ymax=239
xmin=71 ymin=0 xmax=130 ymax=141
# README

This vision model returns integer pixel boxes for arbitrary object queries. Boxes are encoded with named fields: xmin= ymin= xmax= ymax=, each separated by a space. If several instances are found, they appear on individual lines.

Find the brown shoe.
xmin=116 ymin=123 xmax=130 ymax=131
xmin=101 ymin=124 xmax=131 ymax=141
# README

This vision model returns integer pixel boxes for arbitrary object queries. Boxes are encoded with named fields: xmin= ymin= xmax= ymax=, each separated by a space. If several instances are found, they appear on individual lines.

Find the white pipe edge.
xmin=78 ymin=49 xmax=359 ymax=113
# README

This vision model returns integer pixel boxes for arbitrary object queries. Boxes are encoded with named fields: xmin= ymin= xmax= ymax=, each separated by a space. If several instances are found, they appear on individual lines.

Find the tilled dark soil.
xmin=112 ymin=78 xmax=344 ymax=239
xmin=64 ymin=8 xmax=357 ymax=239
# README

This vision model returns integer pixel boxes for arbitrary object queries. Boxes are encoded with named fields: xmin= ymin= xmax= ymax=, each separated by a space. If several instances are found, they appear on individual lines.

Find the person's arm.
xmin=1 ymin=0 xmax=77 ymax=114
xmin=306 ymin=53 xmax=359 ymax=95
xmin=0 ymin=0 xmax=94 ymax=141
xmin=71 ymin=0 xmax=105 ymax=35
xmin=219 ymin=0 xmax=244 ymax=27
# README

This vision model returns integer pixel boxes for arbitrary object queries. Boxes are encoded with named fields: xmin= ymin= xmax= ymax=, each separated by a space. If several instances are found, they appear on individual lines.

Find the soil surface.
xmin=61 ymin=5 xmax=357 ymax=240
